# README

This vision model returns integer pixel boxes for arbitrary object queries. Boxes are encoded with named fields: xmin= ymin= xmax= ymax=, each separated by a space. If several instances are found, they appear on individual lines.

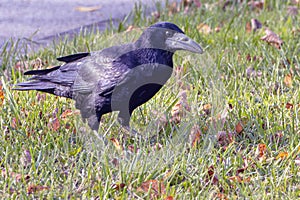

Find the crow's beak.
xmin=166 ymin=32 xmax=203 ymax=54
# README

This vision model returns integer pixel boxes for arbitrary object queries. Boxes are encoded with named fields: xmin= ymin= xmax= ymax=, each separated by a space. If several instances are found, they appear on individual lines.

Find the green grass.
xmin=0 ymin=0 xmax=299 ymax=199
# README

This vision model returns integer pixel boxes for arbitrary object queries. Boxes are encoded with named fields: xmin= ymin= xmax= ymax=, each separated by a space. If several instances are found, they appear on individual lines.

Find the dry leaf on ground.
xmin=75 ymin=5 xmax=101 ymax=12
xmin=235 ymin=121 xmax=244 ymax=134
xmin=197 ymin=23 xmax=212 ymax=34
xmin=190 ymin=124 xmax=201 ymax=147
xmin=287 ymin=6 xmax=298 ymax=16
xmin=136 ymin=180 xmax=166 ymax=198
xmin=0 ymin=85 xmax=4 ymax=106
xmin=261 ymin=28 xmax=283 ymax=49
xmin=284 ymin=74 xmax=293 ymax=87
xmin=276 ymin=152 xmax=289 ymax=160
xmin=27 ymin=184 xmax=49 ymax=194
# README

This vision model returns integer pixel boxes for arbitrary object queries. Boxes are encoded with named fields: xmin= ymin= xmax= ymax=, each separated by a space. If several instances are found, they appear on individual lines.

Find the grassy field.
xmin=0 ymin=0 xmax=299 ymax=199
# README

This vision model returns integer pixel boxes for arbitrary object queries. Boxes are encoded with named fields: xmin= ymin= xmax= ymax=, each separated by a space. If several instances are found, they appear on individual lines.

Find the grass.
xmin=0 ymin=0 xmax=299 ymax=199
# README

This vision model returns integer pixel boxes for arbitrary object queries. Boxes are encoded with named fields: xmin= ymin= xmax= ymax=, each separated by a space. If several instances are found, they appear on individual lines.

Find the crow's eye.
xmin=165 ymin=31 xmax=172 ymax=37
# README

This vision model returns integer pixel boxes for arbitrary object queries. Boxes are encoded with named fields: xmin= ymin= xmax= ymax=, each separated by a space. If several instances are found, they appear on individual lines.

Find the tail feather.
xmin=14 ymin=66 xmax=73 ymax=98
xmin=24 ymin=66 xmax=60 ymax=75
xmin=15 ymin=81 xmax=56 ymax=90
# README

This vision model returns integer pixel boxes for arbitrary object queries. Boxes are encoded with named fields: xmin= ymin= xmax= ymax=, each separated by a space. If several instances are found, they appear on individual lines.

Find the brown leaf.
xmin=260 ymin=28 xmax=283 ymax=49
xmin=257 ymin=143 xmax=267 ymax=158
xmin=235 ymin=121 xmax=244 ymax=134
xmin=0 ymin=85 xmax=4 ymax=106
xmin=27 ymin=184 xmax=49 ymax=194
xmin=295 ymin=157 xmax=300 ymax=166
xmin=207 ymin=165 xmax=219 ymax=185
xmin=165 ymin=196 xmax=174 ymax=200
xmin=60 ymin=109 xmax=76 ymax=119
xmin=190 ymin=125 xmax=201 ymax=147
xmin=246 ymin=67 xmax=262 ymax=78
xmin=236 ymin=157 xmax=249 ymax=175
xmin=49 ymin=117 xmax=60 ymax=131
xmin=168 ymin=2 xmax=179 ymax=16
xmin=248 ymin=0 xmax=264 ymax=10
xmin=170 ymin=90 xmax=190 ymax=124
xmin=215 ymin=26 xmax=221 ymax=33
xmin=276 ymin=152 xmax=288 ymax=160
xmin=287 ymin=6 xmax=298 ymax=16
xmin=11 ymin=117 xmax=20 ymax=129
xmin=229 ymin=175 xmax=251 ymax=183
xmin=245 ymin=22 xmax=252 ymax=33
xmin=251 ymin=18 xmax=262 ymax=32
xmin=30 ymin=58 xmax=43 ymax=69
xmin=286 ymin=102 xmax=294 ymax=109
xmin=75 ymin=5 xmax=101 ymax=12
xmin=112 ymin=183 xmax=126 ymax=191
xmin=110 ymin=138 xmax=123 ymax=151
xmin=20 ymin=149 xmax=31 ymax=167
xmin=203 ymin=103 xmax=212 ymax=115
xmin=197 ymin=23 xmax=212 ymax=34
xmin=14 ymin=60 xmax=28 ymax=72
xmin=217 ymin=131 xmax=233 ymax=148
xmin=284 ymin=74 xmax=293 ymax=87
xmin=215 ymin=192 xmax=228 ymax=200
xmin=2 ymin=169 xmax=30 ymax=182
xmin=137 ymin=180 xmax=166 ymax=197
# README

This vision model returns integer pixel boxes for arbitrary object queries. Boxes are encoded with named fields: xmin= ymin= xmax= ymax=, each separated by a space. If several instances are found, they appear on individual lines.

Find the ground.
xmin=0 ymin=0 xmax=299 ymax=199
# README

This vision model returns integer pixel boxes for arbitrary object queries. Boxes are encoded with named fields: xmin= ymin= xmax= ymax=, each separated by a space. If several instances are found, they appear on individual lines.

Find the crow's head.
xmin=137 ymin=22 xmax=203 ymax=54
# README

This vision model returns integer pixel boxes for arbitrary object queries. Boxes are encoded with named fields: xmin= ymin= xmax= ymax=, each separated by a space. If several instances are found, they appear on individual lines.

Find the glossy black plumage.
xmin=15 ymin=22 xmax=203 ymax=131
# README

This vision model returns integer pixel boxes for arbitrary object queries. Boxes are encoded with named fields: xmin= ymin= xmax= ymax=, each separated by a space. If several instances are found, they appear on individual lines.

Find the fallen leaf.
xmin=295 ymin=157 xmax=300 ymax=166
xmin=11 ymin=117 xmax=20 ymax=129
xmin=151 ymin=11 xmax=160 ymax=20
xmin=61 ymin=109 xmax=74 ymax=119
xmin=197 ymin=23 xmax=212 ymax=34
xmin=261 ymin=28 xmax=283 ymax=49
xmin=112 ymin=183 xmax=126 ymax=191
xmin=276 ymin=152 xmax=288 ymax=160
xmin=229 ymin=175 xmax=251 ymax=183
xmin=170 ymin=90 xmax=190 ymax=124
xmin=1 ymin=169 xmax=30 ymax=182
xmin=286 ymin=102 xmax=294 ymax=109
xmin=287 ymin=6 xmax=298 ymax=16
xmin=110 ymin=138 xmax=123 ymax=151
xmin=248 ymin=0 xmax=264 ymax=10
xmin=152 ymin=143 xmax=162 ymax=151
xmin=27 ymin=184 xmax=49 ymax=194
xmin=251 ymin=18 xmax=262 ymax=32
xmin=246 ymin=67 xmax=262 ymax=78
xmin=0 ymin=85 xmax=4 ymax=106
xmin=137 ymin=180 xmax=166 ymax=197
xmin=165 ymin=196 xmax=174 ymax=200
xmin=30 ymin=58 xmax=43 ymax=69
xmin=190 ymin=124 xmax=201 ymax=147
xmin=203 ymin=103 xmax=212 ymax=115
xmin=207 ymin=165 xmax=219 ymax=185
xmin=235 ymin=121 xmax=244 ymax=134
xmin=75 ymin=5 xmax=101 ymax=12
xmin=168 ymin=2 xmax=179 ymax=16
xmin=215 ymin=192 xmax=228 ymax=200
xmin=20 ymin=149 xmax=31 ymax=167
xmin=215 ymin=26 xmax=221 ymax=32
xmin=257 ymin=143 xmax=267 ymax=160
xmin=217 ymin=131 xmax=233 ymax=148
xmin=49 ymin=117 xmax=60 ymax=131
xmin=284 ymin=74 xmax=293 ymax=87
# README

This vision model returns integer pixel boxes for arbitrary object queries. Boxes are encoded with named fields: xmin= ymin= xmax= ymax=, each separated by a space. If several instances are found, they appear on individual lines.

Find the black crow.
xmin=15 ymin=22 xmax=203 ymax=132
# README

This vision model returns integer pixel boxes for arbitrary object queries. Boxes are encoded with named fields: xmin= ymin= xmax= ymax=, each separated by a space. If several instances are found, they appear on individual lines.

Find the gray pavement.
xmin=0 ymin=0 xmax=168 ymax=64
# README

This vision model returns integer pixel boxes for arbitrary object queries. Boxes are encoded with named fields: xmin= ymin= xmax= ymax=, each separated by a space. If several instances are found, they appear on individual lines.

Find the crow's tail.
xmin=14 ymin=66 xmax=73 ymax=98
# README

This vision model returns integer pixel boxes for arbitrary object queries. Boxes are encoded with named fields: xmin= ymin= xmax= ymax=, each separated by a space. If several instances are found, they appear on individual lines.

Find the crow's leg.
xmin=117 ymin=113 xmax=140 ymax=137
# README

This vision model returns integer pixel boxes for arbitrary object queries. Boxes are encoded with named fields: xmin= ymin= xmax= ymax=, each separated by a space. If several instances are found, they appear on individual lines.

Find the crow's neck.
xmin=136 ymin=48 xmax=174 ymax=68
